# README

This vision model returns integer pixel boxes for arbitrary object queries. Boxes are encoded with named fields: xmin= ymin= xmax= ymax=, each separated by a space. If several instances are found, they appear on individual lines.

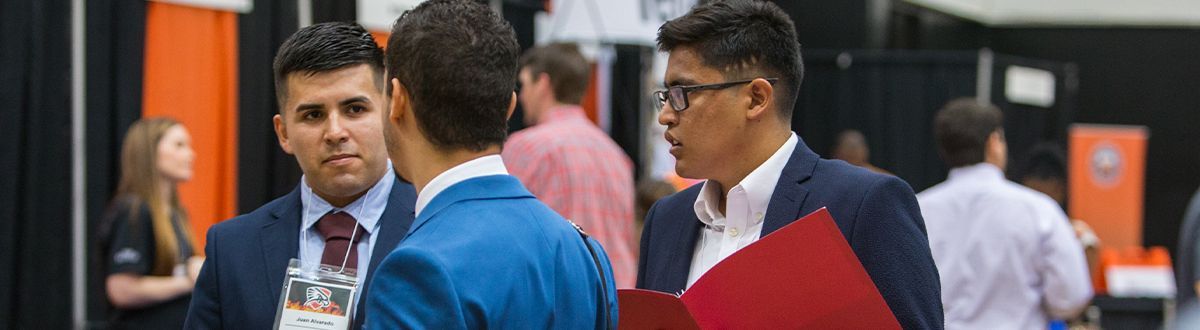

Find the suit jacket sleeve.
xmin=366 ymin=247 xmax=467 ymax=329
xmin=851 ymin=176 xmax=944 ymax=330
xmin=184 ymin=226 xmax=221 ymax=329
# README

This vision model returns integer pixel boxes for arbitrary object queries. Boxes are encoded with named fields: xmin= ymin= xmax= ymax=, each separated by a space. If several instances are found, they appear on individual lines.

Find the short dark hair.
xmin=272 ymin=22 xmax=384 ymax=112
xmin=1015 ymin=142 xmax=1067 ymax=182
xmin=934 ymin=98 xmax=1004 ymax=168
xmin=520 ymin=43 xmax=590 ymax=105
xmin=657 ymin=0 xmax=803 ymax=118
xmin=386 ymin=0 xmax=519 ymax=152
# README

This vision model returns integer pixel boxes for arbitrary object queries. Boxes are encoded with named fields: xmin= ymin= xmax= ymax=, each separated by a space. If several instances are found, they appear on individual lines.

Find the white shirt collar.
xmin=693 ymin=133 xmax=798 ymax=230
xmin=300 ymin=162 xmax=396 ymax=234
xmin=947 ymin=162 xmax=1006 ymax=183
xmin=414 ymin=154 xmax=509 ymax=217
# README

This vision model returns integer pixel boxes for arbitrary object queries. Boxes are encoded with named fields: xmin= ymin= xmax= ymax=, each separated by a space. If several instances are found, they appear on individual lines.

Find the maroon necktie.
xmin=316 ymin=211 xmax=366 ymax=271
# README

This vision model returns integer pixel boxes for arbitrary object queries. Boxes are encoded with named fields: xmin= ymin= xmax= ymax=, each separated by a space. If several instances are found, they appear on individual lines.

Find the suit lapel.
xmin=663 ymin=205 xmax=703 ymax=293
xmin=260 ymin=187 xmax=302 ymax=303
xmin=762 ymin=139 xmax=818 ymax=235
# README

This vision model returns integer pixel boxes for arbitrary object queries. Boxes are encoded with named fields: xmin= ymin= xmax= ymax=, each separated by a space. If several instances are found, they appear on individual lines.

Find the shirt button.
xmin=756 ymin=212 xmax=764 ymax=220
xmin=729 ymin=228 xmax=740 ymax=237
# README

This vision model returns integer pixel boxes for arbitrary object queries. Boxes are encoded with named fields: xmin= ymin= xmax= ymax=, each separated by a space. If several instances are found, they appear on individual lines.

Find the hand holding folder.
xmin=619 ymin=208 xmax=900 ymax=329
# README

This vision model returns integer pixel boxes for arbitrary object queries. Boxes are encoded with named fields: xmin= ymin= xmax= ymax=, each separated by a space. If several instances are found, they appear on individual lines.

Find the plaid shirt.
xmin=503 ymin=106 xmax=637 ymax=288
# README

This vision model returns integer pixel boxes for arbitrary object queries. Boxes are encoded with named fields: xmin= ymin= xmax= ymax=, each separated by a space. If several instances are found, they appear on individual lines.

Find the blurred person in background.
xmin=1177 ymin=186 xmax=1200 ymax=317
xmin=503 ymin=42 xmax=637 ymax=288
xmin=100 ymin=117 xmax=202 ymax=329
xmin=830 ymin=129 xmax=892 ymax=175
xmin=918 ymin=98 xmax=1092 ymax=329
xmin=1014 ymin=143 xmax=1101 ymax=283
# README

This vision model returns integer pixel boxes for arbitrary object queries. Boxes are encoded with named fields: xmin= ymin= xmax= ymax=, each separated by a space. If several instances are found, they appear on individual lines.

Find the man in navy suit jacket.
xmin=638 ymin=1 xmax=943 ymax=329
xmin=185 ymin=22 xmax=415 ymax=330
xmin=366 ymin=1 xmax=617 ymax=328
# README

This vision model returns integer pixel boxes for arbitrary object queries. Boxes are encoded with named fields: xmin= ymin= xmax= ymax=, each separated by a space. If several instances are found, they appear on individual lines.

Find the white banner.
xmin=358 ymin=0 xmax=426 ymax=32
xmin=148 ymin=0 xmax=251 ymax=13
xmin=537 ymin=0 xmax=697 ymax=46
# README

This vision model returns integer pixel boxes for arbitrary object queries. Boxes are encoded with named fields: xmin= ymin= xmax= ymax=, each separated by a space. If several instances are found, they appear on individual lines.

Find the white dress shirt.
xmin=686 ymin=133 xmax=798 ymax=288
xmin=415 ymin=154 xmax=509 ymax=218
xmin=918 ymin=163 xmax=1093 ymax=329
xmin=299 ymin=163 xmax=395 ymax=310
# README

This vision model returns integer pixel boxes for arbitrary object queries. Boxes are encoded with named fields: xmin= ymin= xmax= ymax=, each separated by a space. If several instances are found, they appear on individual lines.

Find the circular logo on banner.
xmin=1088 ymin=141 xmax=1124 ymax=188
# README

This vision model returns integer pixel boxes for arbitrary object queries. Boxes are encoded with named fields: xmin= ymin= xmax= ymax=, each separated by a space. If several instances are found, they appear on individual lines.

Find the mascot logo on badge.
xmin=304 ymin=286 xmax=333 ymax=310
xmin=1088 ymin=142 xmax=1123 ymax=188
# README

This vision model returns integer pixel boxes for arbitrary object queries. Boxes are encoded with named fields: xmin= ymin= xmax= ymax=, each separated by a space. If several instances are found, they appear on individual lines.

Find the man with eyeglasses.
xmin=636 ymin=1 xmax=943 ymax=328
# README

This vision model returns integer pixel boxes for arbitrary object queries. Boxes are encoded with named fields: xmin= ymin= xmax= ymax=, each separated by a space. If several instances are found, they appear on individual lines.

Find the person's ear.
xmin=272 ymin=113 xmax=294 ymax=155
xmin=745 ymin=78 xmax=775 ymax=120
xmin=506 ymin=91 xmax=517 ymax=120
xmin=388 ymin=78 xmax=409 ymax=127
xmin=536 ymin=72 xmax=551 ymax=91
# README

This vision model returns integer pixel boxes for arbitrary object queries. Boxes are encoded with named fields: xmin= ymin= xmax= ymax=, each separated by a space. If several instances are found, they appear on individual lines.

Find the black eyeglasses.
xmin=653 ymin=78 xmax=778 ymax=112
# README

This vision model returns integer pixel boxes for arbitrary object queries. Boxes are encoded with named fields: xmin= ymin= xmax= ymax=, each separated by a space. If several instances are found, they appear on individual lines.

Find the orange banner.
xmin=143 ymin=2 xmax=239 ymax=251
xmin=1068 ymin=124 xmax=1148 ymax=249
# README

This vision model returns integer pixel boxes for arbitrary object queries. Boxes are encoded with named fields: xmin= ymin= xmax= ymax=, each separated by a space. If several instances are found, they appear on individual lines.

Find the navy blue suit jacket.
xmin=184 ymin=179 xmax=417 ymax=330
xmin=367 ymin=175 xmax=618 ymax=329
xmin=637 ymin=138 xmax=944 ymax=329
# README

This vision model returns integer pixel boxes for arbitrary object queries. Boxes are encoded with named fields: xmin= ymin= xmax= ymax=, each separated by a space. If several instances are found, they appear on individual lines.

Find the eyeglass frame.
xmin=653 ymin=78 xmax=779 ymax=112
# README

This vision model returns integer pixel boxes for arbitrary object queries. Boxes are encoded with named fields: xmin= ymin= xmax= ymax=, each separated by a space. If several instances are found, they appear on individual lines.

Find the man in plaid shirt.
xmin=502 ymin=43 xmax=637 ymax=288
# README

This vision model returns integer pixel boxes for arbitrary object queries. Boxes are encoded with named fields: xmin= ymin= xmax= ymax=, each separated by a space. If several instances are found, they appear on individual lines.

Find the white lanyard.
xmin=301 ymin=184 xmax=374 ymax=275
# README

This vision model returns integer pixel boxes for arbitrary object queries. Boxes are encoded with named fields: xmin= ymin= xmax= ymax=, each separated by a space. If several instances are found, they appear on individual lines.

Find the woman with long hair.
xmin=100 ymin=117 xmax=202 ymax=329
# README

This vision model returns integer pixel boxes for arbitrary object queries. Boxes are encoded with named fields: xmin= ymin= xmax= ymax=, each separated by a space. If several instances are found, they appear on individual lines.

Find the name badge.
xmin=273 ymin=259 xmax=359 ymax=330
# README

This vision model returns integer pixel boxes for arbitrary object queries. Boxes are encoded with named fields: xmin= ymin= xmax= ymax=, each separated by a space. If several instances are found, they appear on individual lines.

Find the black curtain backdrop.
xmin=237 ymin=0 xmax=302 ymax=212
xmin=504 ymin=1 xmax=538 ymax=134
xmin=795 ymin=49 xmax=1076 ymax=192
xmin=891 ymin=4 xmax=1200 ymax=254
xmin=0 ymin=0 xmax=74 ymax=328
xmin=989 ymin=54 xmax=1078 ymax=184
xmin=610 ymin=44 xmax=650 ymax=180
xmin=84 ymin=0 xmax=148 ymax=326
xmin=989 ymin=28 xmax=1200 ymax=256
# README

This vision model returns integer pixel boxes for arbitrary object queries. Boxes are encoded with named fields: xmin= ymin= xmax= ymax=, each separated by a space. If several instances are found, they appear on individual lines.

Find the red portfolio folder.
xmin=618 ymin=208 xmax=900 ymax=329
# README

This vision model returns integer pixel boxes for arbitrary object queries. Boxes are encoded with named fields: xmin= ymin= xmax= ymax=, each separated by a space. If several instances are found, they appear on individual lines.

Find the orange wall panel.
xmin=1068 ymin=124 xmax=1148 ymax=249
xmin=143 ymin=2 xmax=239 ymax=252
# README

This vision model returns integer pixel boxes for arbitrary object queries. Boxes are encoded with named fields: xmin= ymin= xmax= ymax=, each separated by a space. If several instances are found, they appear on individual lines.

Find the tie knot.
xmin=316 ymin=211 xmax=365 ymax=242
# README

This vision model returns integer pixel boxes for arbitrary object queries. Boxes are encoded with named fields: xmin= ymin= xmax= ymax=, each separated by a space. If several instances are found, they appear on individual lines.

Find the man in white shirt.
xmin=918 ymin=98 xmax=1093 ymax=329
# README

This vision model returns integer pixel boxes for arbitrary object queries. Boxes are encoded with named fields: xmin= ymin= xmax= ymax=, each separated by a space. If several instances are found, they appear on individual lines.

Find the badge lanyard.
xmin=300 ymin=183 xmax=374 ymax=274
xmin=273 ymin=184 xmax=376 ymax=330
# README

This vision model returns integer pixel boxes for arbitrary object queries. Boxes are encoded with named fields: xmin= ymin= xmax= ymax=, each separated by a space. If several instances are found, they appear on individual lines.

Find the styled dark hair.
xmin=657 ymin=0 xmax=804 ymax=118
xmin=934 ymin=98 xmax=1004 ymax=168
xmin=520 ymin=42 xmax=590 ymax=105
xmin=272 ymin=22 xmax=384 ymax=111
xmin=386 ymin=0 xmax=519 ymax=152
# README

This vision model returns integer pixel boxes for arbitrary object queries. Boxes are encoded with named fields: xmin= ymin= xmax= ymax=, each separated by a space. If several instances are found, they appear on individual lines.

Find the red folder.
xmin=619 ymin=208 xmax=900 ymax=329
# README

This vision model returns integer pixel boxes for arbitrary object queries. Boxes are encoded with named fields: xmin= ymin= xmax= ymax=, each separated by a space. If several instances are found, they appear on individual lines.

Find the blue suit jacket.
xmin=366 ymin=175 xmax=618 ymax=329
xmin=184 ymin=179 xmax=417 ymax=330
xmin=637 ymin=138 xmax=944 ymax=329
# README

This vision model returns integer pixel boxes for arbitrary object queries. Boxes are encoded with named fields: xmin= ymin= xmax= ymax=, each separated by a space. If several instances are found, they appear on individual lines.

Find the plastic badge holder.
xmin=272 ymin=258 xmax=360 ymax=330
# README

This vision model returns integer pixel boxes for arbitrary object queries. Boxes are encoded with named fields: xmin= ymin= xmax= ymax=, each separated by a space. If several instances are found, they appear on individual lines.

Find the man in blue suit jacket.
xmin=638 ymin=1 xmax=943 ymax=329
xmin=366 ymin=1 xmax=618 ymax=328
xmin=185 ymin=22 xmax=416 ymax=330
